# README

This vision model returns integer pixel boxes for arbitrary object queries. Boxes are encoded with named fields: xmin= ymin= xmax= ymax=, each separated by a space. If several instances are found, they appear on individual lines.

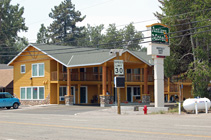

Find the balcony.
xmin=51 ymin=71 xmax=102 ymax=81
xmin=171 ymin=76 xmax=192 ymax=83
xmin=126 ymin=74 xmax=154 ymax=82
xmin=51 ymin=71 xmax=154 ymax=82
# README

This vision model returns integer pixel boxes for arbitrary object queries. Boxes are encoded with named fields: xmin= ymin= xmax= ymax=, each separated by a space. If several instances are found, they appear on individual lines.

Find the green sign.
xmin=151 ymin=24 xmax=169 ymax=44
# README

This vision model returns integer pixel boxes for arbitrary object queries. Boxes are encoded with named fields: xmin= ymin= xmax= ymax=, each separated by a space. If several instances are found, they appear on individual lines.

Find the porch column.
xmin=168 ymin=78 xmax=170 ymax=102
xmin=78 ymin=84 xmax=81 ymax=104
xmin=57 ymin=83 xmax=60 ymax=104
xmin=100 ymin=65 xmax=109 ymax=107
xmin=57 ymin=62 xmax=60 ymax=81
xmin=78 ymin=68 xmax=80 ymax=81
xmin=142 ymin=65 xmax=150 ymax=103
xmin=102 ymin=65 xmax=107 ymax=96
xmin=144 ymin=66 xmax=148 ymax=94
xmin=108 ymin=69 xmax=112 ymax=94
xmin=98 ymin=66 xmax=101 ymax=81
xmin=97 ymin=84 xmax=100 ymax=103
xmin=65 ymin=68 xmax=73 ymax=105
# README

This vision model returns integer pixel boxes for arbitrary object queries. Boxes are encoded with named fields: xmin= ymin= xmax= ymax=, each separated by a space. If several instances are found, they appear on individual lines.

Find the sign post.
xmin=146 ymin=23 xmax=170 ymax=107
xmin=110 ymin=49 xmax=124 ymax=115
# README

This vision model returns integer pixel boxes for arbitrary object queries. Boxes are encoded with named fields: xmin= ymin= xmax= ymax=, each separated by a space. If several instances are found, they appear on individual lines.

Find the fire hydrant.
xmin=143 ymin=105 xmax=148 ymax=115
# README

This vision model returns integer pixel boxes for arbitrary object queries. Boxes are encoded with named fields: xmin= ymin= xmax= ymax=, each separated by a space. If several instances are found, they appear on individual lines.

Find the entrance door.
xmin=127 ymin=87 xmax=132 ymax=102
xmin=80 ymin=86 xmax=87 ymax=103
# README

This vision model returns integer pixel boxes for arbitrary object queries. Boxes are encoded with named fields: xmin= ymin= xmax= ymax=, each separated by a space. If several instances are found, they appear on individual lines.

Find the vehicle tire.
xmin=13 ymin=103 xmax=19 ymax=109
xmin=6 ymin=107 xmax=11 ymax=109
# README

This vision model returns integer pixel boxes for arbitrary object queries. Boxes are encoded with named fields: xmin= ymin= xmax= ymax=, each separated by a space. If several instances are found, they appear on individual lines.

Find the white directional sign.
xmin=114 ymin=60 xmax=124 ymax=75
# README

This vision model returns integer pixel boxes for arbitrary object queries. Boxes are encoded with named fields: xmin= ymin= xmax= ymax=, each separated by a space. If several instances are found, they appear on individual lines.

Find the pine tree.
xmin=0 ymin=0 xmax=28 ymax=63
xmin=155 ymin=0 xmax=211 ymax=97
xmin=36 ymin=24 xmax=49 ymax=44
xmin=48 ymin=0 xmax=85 ymax=46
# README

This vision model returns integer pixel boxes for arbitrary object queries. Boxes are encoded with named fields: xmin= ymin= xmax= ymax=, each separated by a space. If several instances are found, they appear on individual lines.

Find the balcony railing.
xmin=164 ymin=83 xmax=179 ymax=93
xmin=51 ymin=71 xmax=154 ymax=82
xmin=126 ymin=74 xmax=143 ymax=82
xmin=51 ymin=71 xmax=102 ymax=81
xmin=126 ymin=74 xmax=153 ymax=82
xmin=171 ymin=76 xmax=192 ymax=83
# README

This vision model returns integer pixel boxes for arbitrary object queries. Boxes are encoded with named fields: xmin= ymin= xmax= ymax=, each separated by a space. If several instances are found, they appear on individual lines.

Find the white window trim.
xmin=59 ymin=86 xmax=75 ymax=103
xmin=127 ymin=86 xmax=140 ymax=102
xmin=59 ymin=86 xmax=67 ymax=101
xmin=20 ymin=64 xmax=26 ymax=74
xmin=20 ymin=86 xmax=45 ymax=100
xmin=31 ymin=63 xmax=45 ymax=77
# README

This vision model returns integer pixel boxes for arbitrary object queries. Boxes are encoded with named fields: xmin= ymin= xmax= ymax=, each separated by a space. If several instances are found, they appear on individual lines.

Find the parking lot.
xmin=0 ymin=104 xmax=106 ymax=115
xmin=1 ymin=105 xmax=211 ymax=140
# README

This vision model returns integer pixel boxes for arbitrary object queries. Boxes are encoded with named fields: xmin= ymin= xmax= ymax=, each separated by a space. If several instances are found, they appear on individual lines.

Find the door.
xmin=127 ymin=87 xmax=132 ymax=102
xmin=80 ymin=87 xmax=87 ymax=103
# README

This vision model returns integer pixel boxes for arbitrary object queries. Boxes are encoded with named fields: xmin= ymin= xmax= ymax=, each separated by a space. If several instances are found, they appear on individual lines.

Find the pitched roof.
xmin=8 ymin=44 xmax=154 ymax=67
xmin=0 ymin=64 xmax=13 ymax=69
xmin=0 ymin=69 xmax=13 ymax=88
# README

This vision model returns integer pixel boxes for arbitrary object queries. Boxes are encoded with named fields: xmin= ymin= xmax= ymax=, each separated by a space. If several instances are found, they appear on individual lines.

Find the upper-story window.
xmin=21 ymin=64 xmax=25 ymax=74
xmin=93 ymin=67 xmax=98 ymax=73
xmin=62 ymin=65 xmax=67 ymax=73
xmin=32 ymin=63 xmax=44 ymax=77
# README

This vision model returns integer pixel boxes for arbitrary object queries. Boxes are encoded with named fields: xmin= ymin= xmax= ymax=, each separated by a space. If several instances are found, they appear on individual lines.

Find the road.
xmin=0 ymin=105 xmax=211 ymax=140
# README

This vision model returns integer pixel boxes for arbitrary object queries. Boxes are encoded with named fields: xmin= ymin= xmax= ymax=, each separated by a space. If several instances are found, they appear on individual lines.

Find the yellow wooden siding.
xmin=183 ymin=86 xmax=193 ymax=99
xmin=87 ymin=85 xmax=98 ymax=103
xmin=50 ymin=83 xmax=57 ymax=104
xmin=13 ymin=46 xmax=51 ymax=100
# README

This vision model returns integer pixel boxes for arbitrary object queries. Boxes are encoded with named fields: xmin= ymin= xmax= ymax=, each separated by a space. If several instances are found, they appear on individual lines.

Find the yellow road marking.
xmin=0 ymin=121 xmax=211 ymax=138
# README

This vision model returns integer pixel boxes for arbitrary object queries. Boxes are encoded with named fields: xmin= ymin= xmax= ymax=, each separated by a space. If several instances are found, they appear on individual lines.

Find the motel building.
xmin=8 ymin=44 xmax=193 ymax=107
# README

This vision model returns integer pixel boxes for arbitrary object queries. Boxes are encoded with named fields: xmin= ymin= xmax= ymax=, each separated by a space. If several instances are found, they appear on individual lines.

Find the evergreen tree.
xmin=48 ymin=0 xmax=85 ymax=46
xmin=155 ymin=0 xmax=211 ymax=97
xmin=36 ymin=24 xmax=49 ymax=44
xmin=0 ymin=0 xmax=28 ymax=63
xmin=78 ymin=24 xmax=105 ymax=47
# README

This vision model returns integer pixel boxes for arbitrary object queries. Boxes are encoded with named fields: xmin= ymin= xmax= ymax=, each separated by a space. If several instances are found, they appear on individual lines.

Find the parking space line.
xmin=0 ymin=121 xmax=211 ymax=138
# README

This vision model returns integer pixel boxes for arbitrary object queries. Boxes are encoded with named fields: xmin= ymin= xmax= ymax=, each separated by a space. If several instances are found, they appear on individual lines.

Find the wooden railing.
xmin=51 ymin=71 xmax=154 ymax=82
xmin=126 ymin=74 xmax=153 ymax=82
xmin=171 ymin=76 xmax=192 ymax=83
xmin=51 ymin=71 xmax=102 ymax=81
xmin=126 ymin=74 xmax=143 ymax=82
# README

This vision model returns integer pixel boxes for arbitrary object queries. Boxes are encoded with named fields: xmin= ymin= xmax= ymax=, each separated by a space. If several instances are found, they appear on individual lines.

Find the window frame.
xmin=32 ymin=63 xmax=45 ymax=77
xmin=20 ymin=64 xmax=26 ymax=74
xmin=20 ymin=86 xmax=45 ymax=100
xmin=59 ymin=86 xmax=67 ymax=101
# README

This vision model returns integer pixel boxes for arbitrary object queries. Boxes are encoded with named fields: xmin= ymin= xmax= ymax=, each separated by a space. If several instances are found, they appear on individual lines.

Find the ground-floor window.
xmin=59 ymin=86 xmax=75 ymax=101
xmin=127 ymin=87 xmax=140 ymax=102
xmin=20 ymin=86 xmax=44 ymax=100
xmin=59 ymin=86 xmax=67 ymax=101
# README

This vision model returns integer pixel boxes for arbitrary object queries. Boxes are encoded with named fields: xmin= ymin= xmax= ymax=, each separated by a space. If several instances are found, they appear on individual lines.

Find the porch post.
xmin=57 ymin=83 xmax=60 ymax=104
xmin=168 ymin=78 xmax=170 ymax=102
xmin=78 ymin=84 xmax=81 ymax=104
xmin=102 ymin=65 xmax=107 ymax=96
xmin=143 ymin=65 xmax=150 ymax=103
xmin=57 ymin=62 xmax=60 ymax=81
xmin=108 ymin=69 xmax=112 ymax=94
xmin=100 ymin=65 xmax=109 ymax=107
xmin=97 ymin=84 xmax=100 ymax=104
xmin=65 ymin=68 xmax=73 ymax=105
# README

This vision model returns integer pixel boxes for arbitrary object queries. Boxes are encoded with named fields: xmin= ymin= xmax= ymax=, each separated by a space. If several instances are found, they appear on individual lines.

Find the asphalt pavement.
xmin=0 ymin=105 xmax=211 ymax=140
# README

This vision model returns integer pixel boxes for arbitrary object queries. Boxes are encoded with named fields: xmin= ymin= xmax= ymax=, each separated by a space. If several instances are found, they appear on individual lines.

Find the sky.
xmin=11 ymin=0 xmax=162 ymax=45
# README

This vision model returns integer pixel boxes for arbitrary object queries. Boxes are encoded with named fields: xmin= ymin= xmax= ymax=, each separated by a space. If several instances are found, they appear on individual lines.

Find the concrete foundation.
xmin=100 ymin=96 xmax=114 ymax=107
xmin=65 ymin=95 xmax=74 ymax=105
